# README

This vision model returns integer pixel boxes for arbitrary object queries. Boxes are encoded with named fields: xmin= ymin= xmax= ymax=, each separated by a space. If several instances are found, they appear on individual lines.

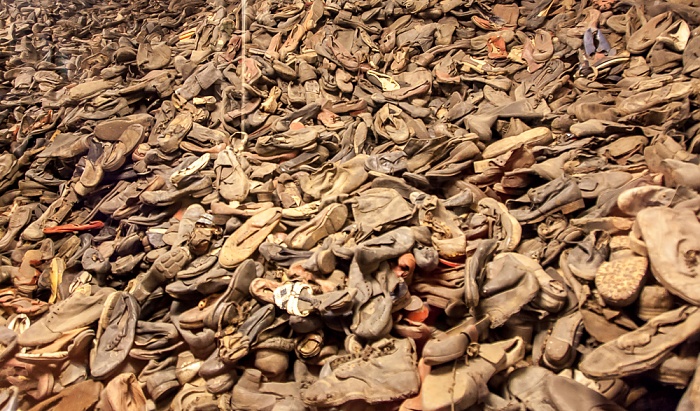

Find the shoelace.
xmin=328 ymin=339 xmax=398 ymax=371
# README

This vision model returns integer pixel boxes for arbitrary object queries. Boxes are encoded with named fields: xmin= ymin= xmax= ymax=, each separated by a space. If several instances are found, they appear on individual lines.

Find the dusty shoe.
xmin=95 ymin=373 xmax=148 ymax=411
xmin=422 ymin=316 xmax=490 ymax=366
xmin=285 ymin=203 xmax=348 ymax=250
xmin=477 ymin=198 xmax=522 ymax=252
xmin=422 ymin=337 xmax=525 ymax=411
xmin=214 ymin=148 xmax=250 ymax=202
xmin=477 ymin=253 xmax=541 ymax=328
xmin=228 ymin=368 xmax=305 ymax=411
xmin=539 ymin=311 xmax=584 ymax=371
xmin=507 ymin=366 xmax=625 ymax=411
xmin=563 ymin=230 xmax=610 ymax=281
xmin=129 ymin=247 xmax=191 ymax=304
xmin=636 ymin=206 xmax=700 ymax=305
xmin=595 ymin=255 xmax=648 ymax=307
xmin=171 ymin=384 xmax=217 ymax=410
xmin=627 ymin=12 xmax=674 ymax=54
xmin=508 ymin=176 xmax=585 ymax=224
xmin=219 ymin=207 xmax=282 ymax=268
xmin=26 ymin=379 xmax=103 ymax=411
xmin=637 ymin=285 xmax=675 ymax=322
xmin=482 ymin=127 xmax=553 ymax=159
xmin=139 ymin=175 xmax=213 ymax=206
xmin=349 ymin=188 xmax=414 ymax=240
xmin=301 ymin=337 xmax=420 ymax=407
xmin=617 ymin=185 xmax=676 ymax=216
xmin=91 ymin=292 xmax=140 ymax=379
xmin=18 ymin=284 xmax=115 ymax=347
xmin=579 ymin=305 xmax=700 ymax=378
xmin=411 ymin=193 xmax=466 ymax=258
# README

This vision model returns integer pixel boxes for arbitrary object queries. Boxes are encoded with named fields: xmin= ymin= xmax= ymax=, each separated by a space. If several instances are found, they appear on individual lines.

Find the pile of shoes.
xmin=2 ymin=0 xmax=700 ymax=409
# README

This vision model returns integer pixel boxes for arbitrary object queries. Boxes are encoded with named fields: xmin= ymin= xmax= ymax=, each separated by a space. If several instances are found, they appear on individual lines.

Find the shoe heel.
xmin=559 ymin=198 xmax=586 ymax=215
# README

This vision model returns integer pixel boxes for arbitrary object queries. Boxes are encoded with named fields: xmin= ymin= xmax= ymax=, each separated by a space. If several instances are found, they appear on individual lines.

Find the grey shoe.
xmin=18 ymin=285 xmax=115 ymax=347
xmin=301 ymin=338 xmax=420 ymax=407
xmin=508 ymin=176 xmax=585 ymax=224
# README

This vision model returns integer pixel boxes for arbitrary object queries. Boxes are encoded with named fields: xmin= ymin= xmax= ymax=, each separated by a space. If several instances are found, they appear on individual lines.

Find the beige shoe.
xmin=285 ymin=203 xmax=348 ymax=250
xmin=637 ymin=206 xmax=700 ymax=305
xmin=95 ymin=373 xmax=147 ymax=411
xmin=219 ymin=207 xmax=282 ymax=269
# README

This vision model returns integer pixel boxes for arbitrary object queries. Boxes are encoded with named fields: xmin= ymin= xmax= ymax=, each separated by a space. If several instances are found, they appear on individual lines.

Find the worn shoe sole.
xmin=595 ymin=256 xmax=648 ymax=307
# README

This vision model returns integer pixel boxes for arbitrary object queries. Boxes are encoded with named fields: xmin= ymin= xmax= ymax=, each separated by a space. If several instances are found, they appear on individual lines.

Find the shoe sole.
xmin=595 ymin=256 xmax=648 ymax=307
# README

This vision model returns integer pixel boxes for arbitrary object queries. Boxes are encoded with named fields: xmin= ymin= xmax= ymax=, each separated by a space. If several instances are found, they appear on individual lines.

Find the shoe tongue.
xmin=69 ymin=283 xmax=92 ymax=297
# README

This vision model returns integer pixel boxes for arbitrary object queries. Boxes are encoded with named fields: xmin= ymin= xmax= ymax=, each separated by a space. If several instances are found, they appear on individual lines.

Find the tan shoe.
xmin=219 ymin=207 xmax=282 ymax=269
xmin=637 ymin=206 xmax=700 ymax=304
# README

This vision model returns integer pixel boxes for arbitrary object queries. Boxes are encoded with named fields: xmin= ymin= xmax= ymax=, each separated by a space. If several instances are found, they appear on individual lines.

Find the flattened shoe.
xmin=18 ymin=285 xmax=115 ymax=347
xmin=508 ymin=176 xmax=585 ymax=224
xmin=90 ymin=292 xmax=140 ymax=379
xmin=579 ymin=305 xmax=700 ymax=379
xmin=284 ymin=203 xmax=348 ymax=250
xmin=219 ymin=207 xmax=282 ymax=268
xmin=507 ymin=366 xmax=625 ymax=411
xmin=301 ymin=338 xmax=420 ymax=407
xmin=636 ymin=207 xmax=700 ymax=305
xmin=26 ymin=379 xmax=103 ymax=411
xmin=627 ymin=12 xmax=674 ymax=54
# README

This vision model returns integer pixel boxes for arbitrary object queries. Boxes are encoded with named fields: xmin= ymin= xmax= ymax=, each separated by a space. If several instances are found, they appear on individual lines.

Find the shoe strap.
xmin=273 ymin=282 xmax=313 ymax=317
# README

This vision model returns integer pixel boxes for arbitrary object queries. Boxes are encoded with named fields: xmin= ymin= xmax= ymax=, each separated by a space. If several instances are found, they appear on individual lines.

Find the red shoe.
xmin=43 ymin=221 xmax=105 ymax=234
